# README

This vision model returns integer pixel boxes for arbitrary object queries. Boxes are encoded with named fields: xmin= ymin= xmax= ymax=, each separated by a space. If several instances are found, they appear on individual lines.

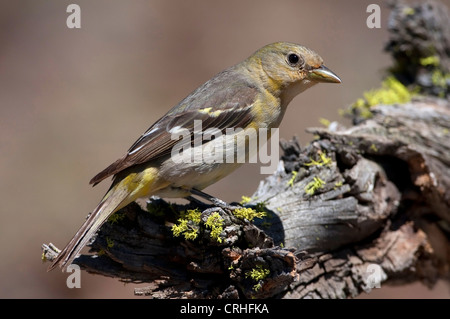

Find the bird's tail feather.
xmin=47 ymin=185 xmax=130 ymax=272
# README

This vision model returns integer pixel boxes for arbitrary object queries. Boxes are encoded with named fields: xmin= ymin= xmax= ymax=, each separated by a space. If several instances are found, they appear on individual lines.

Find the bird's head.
xmin=247 ymin=42 xmax=341 ymax=105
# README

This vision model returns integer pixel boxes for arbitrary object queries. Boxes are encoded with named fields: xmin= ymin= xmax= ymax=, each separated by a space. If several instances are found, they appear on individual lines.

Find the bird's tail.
xmin=47 ymin=183 xmax=131 ymax=272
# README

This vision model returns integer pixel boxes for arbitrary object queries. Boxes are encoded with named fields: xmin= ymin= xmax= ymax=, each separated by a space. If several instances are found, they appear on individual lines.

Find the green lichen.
xmin=348 ymin=76 xmax=416 ymax=120
xmin=182 ymin=228 xmax=199 ymax=241
xmin=430 ymin=69 xmax=450 ymax=98
xmin=205 ymin=212 xmax=224 ymax=243
xmin=254 ymin=201 xmax=267 ymax=213
xmin=252 ymin=283 xmax=262 ymax=292
xmin=304 ymin=177 xmax=325 ymax=195
xmin=420 ymin=55 xmax=440 ymax=67
xmin=370 ymin=143 xmax=379 ymax=152
xmin=334 ymin=180 xmax=344 ymax=189
xmin=185 ymin=208 xmax=202 ymax=223
xmin=319 ymin=117 xmax=331 ymax=127
xmin=171 ymin=208 xmax=201 ymax=241
xmin=402 ymin=6 xmax=415 ymax=15
xmin=108 ymin=211 xmax=126 ymax=224
xmin=233 ymin=207 xmax=266 ymax=222
xmin=246 ymin=265 xmax=270 ymax=292
xmin=240 ymin=196 xmax=252 ymax=205
xmin=246 ymin=265 xmax=270 ymax=281
xmin=287 ymin=170 xmax=298 ymax=187
xmin=364 ymin=76 xmax=413 ymax=106
xmin=431 ymin=70 xmax=450 ymax=88
xmin=106 ymin=237 xmax=114 ymax=249
xmin=259 ymin=220 xmax=273 ymax=229
xmin=171 ymin=209 xmax=227 ymax=242
xmin=97 ymin=249 xmax=106 ymax=256
xmin=304 ymin=151 xmax=332 ymax=167
xmin=349 ymin=98 xmax=374 ymax=119
xmin=172 ymin=219 xmax=189 ymax=237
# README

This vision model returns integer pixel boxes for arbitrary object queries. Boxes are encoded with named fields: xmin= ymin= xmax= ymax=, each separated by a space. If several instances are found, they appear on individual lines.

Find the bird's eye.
xmin=287 ymin=53 xmax=300 ymax=66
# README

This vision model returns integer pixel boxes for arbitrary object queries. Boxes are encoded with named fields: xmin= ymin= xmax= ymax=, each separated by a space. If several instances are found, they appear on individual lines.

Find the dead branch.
xmin=42 ymin=0 xmax=450 ymax=298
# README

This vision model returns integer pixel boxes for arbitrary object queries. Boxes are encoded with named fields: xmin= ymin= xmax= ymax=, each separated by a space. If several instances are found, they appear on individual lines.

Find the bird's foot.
xmin=189 ymin=189 xmax=240 ymax=211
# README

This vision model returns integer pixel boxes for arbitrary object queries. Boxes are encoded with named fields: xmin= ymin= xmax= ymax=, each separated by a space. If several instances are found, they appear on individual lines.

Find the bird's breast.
xmin=250 ymin=90 xmax=285 ymax=129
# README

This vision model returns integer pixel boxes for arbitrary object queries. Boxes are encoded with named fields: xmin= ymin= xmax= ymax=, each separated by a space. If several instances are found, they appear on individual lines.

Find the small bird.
xmin=49 ymin=42 xmax=341 ymax=271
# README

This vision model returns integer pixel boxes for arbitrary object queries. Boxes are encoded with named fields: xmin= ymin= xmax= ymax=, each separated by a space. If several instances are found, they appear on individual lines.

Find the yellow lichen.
xmin=431 ymin=70 xmax=450 ymax=88
xmin=304 ymin=177 xmax=325 ymax=195
xmin=287 ymin=171 xmax=298 ymax=187
xmin=370 ymin=143 xmax=379 ymax=152
xmin=319 ymin=117 xmax=331 ymax=127
xmin=246 ymin=265 xmax=270 ymax=292
xmin=334 ymin=180 xmax=343 ymax=189
xmin=304 ymin=151 xmax=332 ymax=167
xmin=240 ymin=196 xmax=252 ymax=205
xmin=363 ymin=76 xmax=413 ymax=106
xmin=348 ymin=76 xmax=416 ymax=119
xmin=106 ymin=237 xmax=114 ymax=249
xmin=233 ymin=207 xmax=266 ymax=222
xmin=420 ymin=55 xmax=440 ymax=67
xmin=205 ymin=212 xmax=224 ymax=243
xmin=171 ymin=208 xmax=201 ymax=241
xmin=108 ymin=211 xmax=126 ymax=224
xmin=402 ymin=7 xmax=415 ymax=15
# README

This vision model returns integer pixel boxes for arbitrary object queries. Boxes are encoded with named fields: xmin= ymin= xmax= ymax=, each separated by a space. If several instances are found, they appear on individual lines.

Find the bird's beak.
xmin=308 ymin=65 xmax=341 ymax=83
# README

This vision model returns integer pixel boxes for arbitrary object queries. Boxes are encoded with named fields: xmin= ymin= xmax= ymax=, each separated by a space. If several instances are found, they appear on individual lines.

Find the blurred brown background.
xmin=1 ymin=0 xmax=449 ymax=298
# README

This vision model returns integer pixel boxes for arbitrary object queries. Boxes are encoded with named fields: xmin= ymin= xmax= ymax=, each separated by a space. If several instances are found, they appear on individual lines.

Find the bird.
xmin=48 ymin=42 xmax=341 ymax=271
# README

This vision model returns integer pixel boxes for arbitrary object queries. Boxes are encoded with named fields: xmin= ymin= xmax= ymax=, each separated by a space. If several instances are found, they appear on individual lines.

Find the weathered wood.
xmin=42 ymin=96 xmax=449 ymax=298
xmin=251 ymin=151 xmax=400 ymax=253
xmin=286 ymin=220 xmax=434 ymax=298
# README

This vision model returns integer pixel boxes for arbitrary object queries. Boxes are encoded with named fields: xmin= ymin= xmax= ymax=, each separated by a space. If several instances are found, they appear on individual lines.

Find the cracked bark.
xmin=42 ymin=0 xmax=450 ymax=298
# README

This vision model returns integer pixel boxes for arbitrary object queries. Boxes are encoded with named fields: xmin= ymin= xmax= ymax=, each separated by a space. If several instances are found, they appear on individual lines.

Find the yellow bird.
xmin=49 ymin=42 xmax=341 ymax=271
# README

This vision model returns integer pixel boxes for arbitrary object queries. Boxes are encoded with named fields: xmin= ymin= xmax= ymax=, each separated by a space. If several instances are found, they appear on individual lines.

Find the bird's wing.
xmin=89 ymin=82 xmax=258 ymax=185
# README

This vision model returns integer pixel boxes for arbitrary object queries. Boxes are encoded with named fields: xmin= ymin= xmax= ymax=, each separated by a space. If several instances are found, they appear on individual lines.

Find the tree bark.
xmin=42 ymin=0 xmax=450 ymax=298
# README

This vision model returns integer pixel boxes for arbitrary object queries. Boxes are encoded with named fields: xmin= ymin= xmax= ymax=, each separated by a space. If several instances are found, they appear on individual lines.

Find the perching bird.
xmin=49 ymin=42 xmax=341 ymax=271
